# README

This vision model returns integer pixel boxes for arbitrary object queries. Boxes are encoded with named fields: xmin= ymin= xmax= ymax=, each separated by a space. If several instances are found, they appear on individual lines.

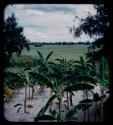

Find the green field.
xmin=21 ymin=44 xmax=88 ymax=61
xmin=7 ymin=45 xmax=88 ymax=72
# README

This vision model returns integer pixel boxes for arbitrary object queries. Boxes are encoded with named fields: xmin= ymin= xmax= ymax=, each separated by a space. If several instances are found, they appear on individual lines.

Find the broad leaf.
xmin=76 ymin=75 xmax=96 ymax=85
xmin=46 ymin=51 xmax=54 ymax=62
xmin=49 ymin=108 xmax=61 ymax=121
xmin=79 ymin=99 xmax=93 ymax=104
xmin=34 ymin=115 xmax=56 ymax=122
xmin=14 ymin=103 xmax=23 ymax=107
xmin=37 ymin=50 xmax=43 ymax=60
xmin=64 ymin=83 xmax=94 ymax=92
xmin=66 ymin=103 xmax=86 ymax=119
xmin=29 ymin=72 xmax=53 ymax=88
xmin=36 ymin=95 xmax=57 ymax=119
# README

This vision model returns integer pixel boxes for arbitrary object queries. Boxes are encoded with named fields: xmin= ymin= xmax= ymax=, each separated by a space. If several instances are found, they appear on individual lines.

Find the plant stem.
xmin=58 ymin=98 xmax=61 ymax=121
xmin=100 ymin=89 xmax=104 ymax=121
xmin=32 ymin=85 xmax=34 ymax=99
xmin=67 ymin=92 xmax=69 ymax=112
xmin=29 ymin=85 xmax=30 ymax=99
xmin=69 ymin=92 xmax=73 ymax=106
xmin=24 ymin=86 xmax=27 ymax=113
xmin=86 ymin=89 xmax=90 ymax=122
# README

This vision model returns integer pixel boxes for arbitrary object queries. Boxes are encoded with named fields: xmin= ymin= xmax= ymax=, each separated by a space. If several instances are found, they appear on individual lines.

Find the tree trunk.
xmin=50 ymin=88 xmax=52 ymax=107
xmin=29 ymin=85 xmax=30 ymax=99
xmin=32 ymin=86 xmax=34 ymax=99
xmin=58 ymin=98 xmax=61 ymax=121
xmin=69 ymin=92 xmax=73 ymax=106
xmin=67 ymin=92 xmax=69 ymax=112
xmin=100 ymin=89 xmax=104 ymax=121
xmin=24 ymin=86 xmax=27 ymax=113
xmin=86 ymin=89 xmax=90 ymax=122
xmin=95 ymin=102 xmax=97 ymax=121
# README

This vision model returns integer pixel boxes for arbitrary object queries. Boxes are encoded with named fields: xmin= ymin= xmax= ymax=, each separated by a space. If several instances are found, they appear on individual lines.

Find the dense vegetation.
xmin=4 ymin=4 xmax=111 ymax=122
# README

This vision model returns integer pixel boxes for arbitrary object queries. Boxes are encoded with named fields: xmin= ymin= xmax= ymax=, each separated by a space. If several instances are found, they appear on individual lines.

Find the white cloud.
xmin=4 ymin=4 xmax=96 ymax=42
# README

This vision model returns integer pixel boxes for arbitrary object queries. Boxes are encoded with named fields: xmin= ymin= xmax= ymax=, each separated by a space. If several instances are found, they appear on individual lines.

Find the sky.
xmin=4 ymin=4 xmax=97 ymax=43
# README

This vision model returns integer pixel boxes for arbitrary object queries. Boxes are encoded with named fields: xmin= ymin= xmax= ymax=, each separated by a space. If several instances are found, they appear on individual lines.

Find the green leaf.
xmin=66 ymin=103 xmax=86 ymax=119
xmin=29 ymin=72 xmax=53 ymax=88
xmin=34 ymin=115 xmax=56 ymax=122
xmin=36 ymin=94 xmax=57 ymax=118
xmin=79 ymin=99 xmax=93 ymax=104
xmin=46 ymin=51 xmax=54 ymax=62
xmin=64 ymin=83 xmax=94 ymax=92
xmin=37 ymin=50 xmax=44 ymax=61
xmin=93 ymin=93 xmax=100 ymax=102
xmin=17 ymin=107 xmax=22 ymax=113
xmin=14 ymin=103 xmax=23 ymax=107
xmin=49 ymin=108 xmax=61 ymax=121
xmin=76 ymin=75 xmax=96 ymax=85
xmin=27 ymin=104 xmax=33 ymax=108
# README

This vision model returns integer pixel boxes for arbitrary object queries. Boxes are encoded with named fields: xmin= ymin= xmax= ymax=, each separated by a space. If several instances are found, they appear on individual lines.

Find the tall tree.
xmin=69 ymin=4 xmax=111 ymax=62
xmin=4 ymin=13 xmax=30 ymax=67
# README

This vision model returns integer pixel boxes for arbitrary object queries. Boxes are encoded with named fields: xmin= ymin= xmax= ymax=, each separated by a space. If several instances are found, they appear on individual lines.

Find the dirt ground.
xmin=4 ymin=85 xmax=109 ymax=122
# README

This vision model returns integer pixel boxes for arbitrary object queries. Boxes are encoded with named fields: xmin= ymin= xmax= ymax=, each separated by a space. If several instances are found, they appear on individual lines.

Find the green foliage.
xmin=49 ymin=108 xmax=61 ymax=121
xmin=4 ymin=13 xmax=30 ymax=67
xmin=64 ymin=83 xmax=94 ymax=92
xmin=34 ymin=115 xmax=56 ymax=121
xmin=35 ymin=95 xmax=57 ymax=119
xmin=79 ymin=99 xmax=93 ymax=104
xmin=29 ymin=72 xmax=53 ymax=88
xmin=66 ymin=103 xmax=89 ymax=119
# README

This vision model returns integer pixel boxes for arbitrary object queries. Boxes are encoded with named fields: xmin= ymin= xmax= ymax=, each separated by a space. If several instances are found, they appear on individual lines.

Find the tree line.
xmin=29 ymin=41 xmax=91 ymax=47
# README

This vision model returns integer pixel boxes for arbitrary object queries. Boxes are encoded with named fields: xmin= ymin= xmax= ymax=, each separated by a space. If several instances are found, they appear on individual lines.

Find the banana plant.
xmin=55 ymin=58 xmax=76 ymax=111
xmin=17 ymin=67 xmax=32 ymax=113
xmin=72 ymin=56 xmax=98 ymax=121
xmin=37 ymin=50 xmax=54 ymax=93
xmin=93 ymin=56 xmax=109 ymax=121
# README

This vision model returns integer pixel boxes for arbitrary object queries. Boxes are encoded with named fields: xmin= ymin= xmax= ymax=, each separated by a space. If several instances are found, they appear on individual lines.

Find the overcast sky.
xmin=4 ymin=4 xmax=96 ymax=43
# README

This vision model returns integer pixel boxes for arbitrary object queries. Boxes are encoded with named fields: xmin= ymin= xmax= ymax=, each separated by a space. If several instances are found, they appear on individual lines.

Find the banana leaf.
xmin=76 ymin=75 xmax=97 ymax=85
xmin=79 ymin=99 xmax=93 ymax=104
xmin=35 ymin=94 xmax=57 ymax=119
xmin=66 ymin=103 xmax=87 ymax=119
xmin=64 ymin=83 xmax=94 ymax=92
xmin=46 ymin=51 xmax=54 ymax=62
xmin=34 ymin=115 xmax=56 ymax=122
xmin=49 ymin=108 xmax=61 ymax=121
xmin=29 ymin=72 xmax=53 ymax=88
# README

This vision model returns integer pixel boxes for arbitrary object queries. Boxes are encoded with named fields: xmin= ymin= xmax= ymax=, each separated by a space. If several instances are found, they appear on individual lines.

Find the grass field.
xmin=21 ymin=44 xmax=88 ymax=61
xmin=7 ymin=44 xmax=88 ymax=72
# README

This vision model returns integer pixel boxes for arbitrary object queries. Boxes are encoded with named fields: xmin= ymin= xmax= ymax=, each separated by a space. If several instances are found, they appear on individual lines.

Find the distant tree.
xmin=4 ymin=13 xmax=30 ymax=67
